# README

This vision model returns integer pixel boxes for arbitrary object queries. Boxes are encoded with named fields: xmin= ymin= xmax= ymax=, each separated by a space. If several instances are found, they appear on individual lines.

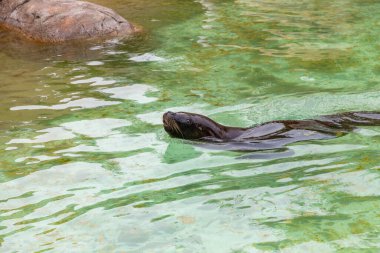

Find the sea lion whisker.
xmin=167 ymin=117 xmax=178 ymax=133
xmin=171 ymin=118 xmax=184 ymax=138
xmin=170 ymin=117 xmax=185 ymax=138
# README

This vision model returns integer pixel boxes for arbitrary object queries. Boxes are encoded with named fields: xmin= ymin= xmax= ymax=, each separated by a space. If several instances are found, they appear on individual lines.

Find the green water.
xmin=1 ymin=0 xmax=380 ymax=252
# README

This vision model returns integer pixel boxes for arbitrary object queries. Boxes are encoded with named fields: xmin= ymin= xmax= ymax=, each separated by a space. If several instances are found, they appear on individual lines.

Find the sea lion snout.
xmin=163 ymin=111 xmax=175 ymax=129
xmin=165 ymin=111 xmax=174 ymax=116
xmin=163 ymin=111 xmax=174 ymax=123
xmin=163 ymin=111 xmax=223 ymax=140
xmin=163 ymin=111 xmax=174 ymax=118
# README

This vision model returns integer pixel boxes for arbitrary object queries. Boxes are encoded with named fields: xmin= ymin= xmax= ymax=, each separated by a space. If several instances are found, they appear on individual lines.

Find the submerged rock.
xmin=0 ymin=0 xmax=139 ymax=42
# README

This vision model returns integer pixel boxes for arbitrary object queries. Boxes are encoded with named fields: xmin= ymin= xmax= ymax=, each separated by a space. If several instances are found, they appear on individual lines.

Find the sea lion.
xmin=163 ymin=111 xmax=380 ymax=151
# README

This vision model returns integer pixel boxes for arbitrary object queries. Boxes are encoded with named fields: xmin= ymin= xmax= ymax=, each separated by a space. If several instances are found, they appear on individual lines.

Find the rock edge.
xmin=0 ymin=0 xmax=139 ymax=42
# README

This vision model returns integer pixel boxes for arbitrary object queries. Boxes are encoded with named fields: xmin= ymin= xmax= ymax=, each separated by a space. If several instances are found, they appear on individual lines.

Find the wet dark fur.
xmin=163 ymin=111 xmax=380 ymax=151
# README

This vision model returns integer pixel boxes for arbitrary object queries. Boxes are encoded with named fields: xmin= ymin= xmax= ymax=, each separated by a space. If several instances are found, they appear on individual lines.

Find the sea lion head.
xmin=163 ymin=111 xmax=223 ymax=140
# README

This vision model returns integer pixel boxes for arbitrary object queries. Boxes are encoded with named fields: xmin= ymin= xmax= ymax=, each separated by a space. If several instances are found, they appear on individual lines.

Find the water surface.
xmin=1 ymin=0 xmax=380 ymax=252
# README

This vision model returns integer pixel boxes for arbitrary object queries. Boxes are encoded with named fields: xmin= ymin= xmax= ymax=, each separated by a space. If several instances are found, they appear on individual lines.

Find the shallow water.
xmin=1 ymin=0 xmax=380 ymax=252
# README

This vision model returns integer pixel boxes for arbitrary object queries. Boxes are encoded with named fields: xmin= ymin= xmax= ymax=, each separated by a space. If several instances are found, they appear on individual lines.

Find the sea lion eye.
xmin=186 ymin=119 xmax=191 ymax=124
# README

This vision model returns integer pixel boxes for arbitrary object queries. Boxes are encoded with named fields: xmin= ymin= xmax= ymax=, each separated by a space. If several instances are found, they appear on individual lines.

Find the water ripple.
xmin=1 ymin=0 xmax=380 ymax=251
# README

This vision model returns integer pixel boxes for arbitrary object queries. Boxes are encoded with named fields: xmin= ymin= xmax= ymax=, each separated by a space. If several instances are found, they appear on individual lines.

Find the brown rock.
xmin=0 ymin=0 xmax=139 ymax=42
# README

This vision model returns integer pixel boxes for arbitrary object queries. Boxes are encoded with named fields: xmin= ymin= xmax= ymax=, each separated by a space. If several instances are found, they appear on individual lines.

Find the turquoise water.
xmin=1 ymin=0 xmax=380 ymax=252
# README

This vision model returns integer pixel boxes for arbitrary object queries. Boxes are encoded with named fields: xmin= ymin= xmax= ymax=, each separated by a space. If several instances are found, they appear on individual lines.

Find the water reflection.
xmin=56 ymin=133 xmax=165 ymax=154
xmin=10 ymin=98 xmax=121 ymax=111
xmin=99 ymin=84 xmax=159 ymax=103
xmin=71 ymin=77 xmax=116 ymax=86
xmin=0 ymin=30 xmax=133 ymax=62
xmin=61 ymin=119 xmax=131 ymax=138
xmin=129 ymin=53 xmax=167 ymax=62
xmin=7 ymin=127 xmax=75 ymax=144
